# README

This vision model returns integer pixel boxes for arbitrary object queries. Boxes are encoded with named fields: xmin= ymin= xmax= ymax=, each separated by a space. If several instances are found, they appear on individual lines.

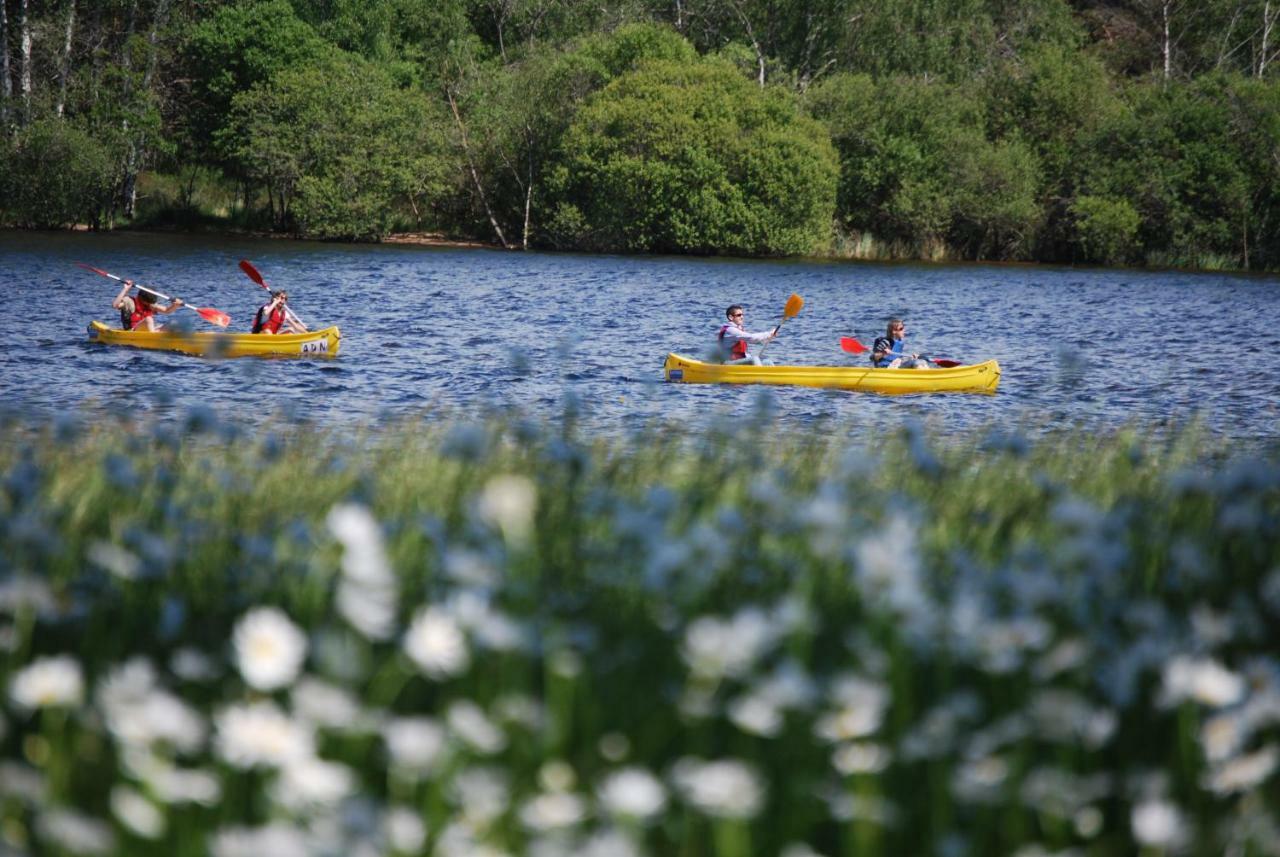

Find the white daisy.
xmin=110 ymin=786 xmax=166 ymax=839
xmin=477 ymin=474 xmax=538 ymax=545
xmin=232 ymin=607 xmax=308 ymax=692
xmin=1131 ymin=799 xmax=1185 ymax=849
xmin=383 ymin=716 xmax=447 ymax=775
xmin=671 ymin=758 xmax=765 ymax=819
xmin=404 ymin=606 xmax=470 ymax=679
xmin=214 ymin=701 xmax=314 ymax=769
xmin=598 ymin=767 xmax=667 ymax=821
xmin=10 ymin=655 xmax=83 ymax=710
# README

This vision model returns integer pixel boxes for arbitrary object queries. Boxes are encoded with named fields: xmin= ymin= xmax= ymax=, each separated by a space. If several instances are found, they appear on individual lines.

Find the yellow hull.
xmin=663 ymin=353 xmax=1000 ymax=394
xmin=87 ymin=321 xmax=340 ymax=358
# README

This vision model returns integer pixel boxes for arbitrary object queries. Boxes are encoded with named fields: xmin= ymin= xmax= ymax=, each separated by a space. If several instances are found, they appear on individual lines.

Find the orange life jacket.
xmin=718 ymin=324 xmax=749 ymax=360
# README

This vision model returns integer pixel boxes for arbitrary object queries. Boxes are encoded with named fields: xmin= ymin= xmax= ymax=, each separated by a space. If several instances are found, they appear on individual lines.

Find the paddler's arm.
xmin=111 ymin=281 xmax=133 ymax=309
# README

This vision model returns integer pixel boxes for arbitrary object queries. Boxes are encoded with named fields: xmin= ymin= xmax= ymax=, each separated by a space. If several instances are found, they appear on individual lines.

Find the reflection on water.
xmin=2 ymin=231 xmax=1279 ymax=446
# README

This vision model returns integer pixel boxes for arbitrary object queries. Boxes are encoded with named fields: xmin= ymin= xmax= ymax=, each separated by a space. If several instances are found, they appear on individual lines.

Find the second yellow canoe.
xmin=663 ymin=353 xmax=1000 ymax=394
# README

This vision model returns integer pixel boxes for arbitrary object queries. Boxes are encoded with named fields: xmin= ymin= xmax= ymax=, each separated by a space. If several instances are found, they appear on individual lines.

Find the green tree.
xmin=547 ymin=56 xmax=838 ymax=254
xmin=0 ymin=118 xmax=118 ymax=228
xmin=1077 ymin=75 xmax=1252 ymax=266
xmin=951 ymin=139 xmax=1043 ymax=258
xmin=181 ymin=0 xmax=327 ymax=160
xmin=809 ymin=74 xmax=982 ymax=250
xmin=446 ymin=23 xmax=697 ymax=247
xmin=1070 ymin=194 xmax=1142 ymax=264
xmin=289 ymin=0 xmax=473 ymax=87
xmin=222 ymin=51 xmax=452 ymax=239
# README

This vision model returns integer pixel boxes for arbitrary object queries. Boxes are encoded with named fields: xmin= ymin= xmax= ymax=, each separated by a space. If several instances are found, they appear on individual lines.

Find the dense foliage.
xmin=1 ymin=414 xmax=1278 ymax=855
xmin=3 ymin=0 xmax=1280 ymax=267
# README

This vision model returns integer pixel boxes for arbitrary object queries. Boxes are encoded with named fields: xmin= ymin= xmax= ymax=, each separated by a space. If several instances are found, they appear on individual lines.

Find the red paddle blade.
xmin=840 ymin=337 xmax=868 ymax=354
xmin=77 ymin=262 xmax=116 ymax=279
xmin=197 ymin=307 xmax=232 ymax=327
xmin=239 ymin=259 xmax=267 ymax=288
xmin=931 ymin=358 xmax=962 ymax=368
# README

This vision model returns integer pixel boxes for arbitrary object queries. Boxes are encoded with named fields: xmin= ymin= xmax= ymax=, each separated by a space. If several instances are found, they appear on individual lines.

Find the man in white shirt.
xmin=716 ymin=304 xmax=777 ymax=365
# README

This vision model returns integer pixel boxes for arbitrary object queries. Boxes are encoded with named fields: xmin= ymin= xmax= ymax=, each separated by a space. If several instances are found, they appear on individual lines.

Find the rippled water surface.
xmin=3 ymin=231 xmax=1279 ymax=444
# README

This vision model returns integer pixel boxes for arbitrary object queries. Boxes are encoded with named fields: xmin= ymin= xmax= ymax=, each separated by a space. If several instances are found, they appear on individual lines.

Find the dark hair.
xmin=137 ymin=291 xmax=156 ymax=305
xmin=725 ymin=304 xmax=743 ymax=320
xmin=886 ymin=318 xmax=904 ymax=336
xmin=272 ymin=290 xmax=288 ymax=301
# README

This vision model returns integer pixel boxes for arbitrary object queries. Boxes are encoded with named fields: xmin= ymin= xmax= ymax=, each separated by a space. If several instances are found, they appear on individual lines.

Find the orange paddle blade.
xmin=783 ymin=293 xmax=804 ymax=319
xmin=197 ymin=307 xmax=232 ymax=327
xmin=840 ymin=337 xmax=868 ymax=354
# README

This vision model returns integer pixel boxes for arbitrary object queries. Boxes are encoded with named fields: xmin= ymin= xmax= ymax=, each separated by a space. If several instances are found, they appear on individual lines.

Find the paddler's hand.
xmin=173 ymin=298 xmax=184 ymax=307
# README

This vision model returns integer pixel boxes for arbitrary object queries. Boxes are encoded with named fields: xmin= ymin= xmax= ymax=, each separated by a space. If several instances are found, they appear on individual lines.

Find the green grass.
xmin=0 ymin=414 xmax=1277 ymax=856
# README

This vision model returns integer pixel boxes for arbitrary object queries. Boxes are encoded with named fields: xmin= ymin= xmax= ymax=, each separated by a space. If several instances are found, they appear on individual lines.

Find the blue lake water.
xmin=2 ymin=230 xmax=1279 ymax=446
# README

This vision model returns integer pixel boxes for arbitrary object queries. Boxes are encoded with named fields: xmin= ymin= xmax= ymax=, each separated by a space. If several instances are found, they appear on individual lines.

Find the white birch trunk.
xmin=1162 ymin=0 xmax=1172 ymax=83
xmin=57 ymin=0 xmax=77 ymax=118
xmin=447 ymin=83 xmax=510 ymax=249
xmin=19 ymin=0 xmax=32 ymax=114
xmin=1 ymin=0 xmax=12 ymax=125
xmin=1262 ymin=0 xmax=1275 ymax=77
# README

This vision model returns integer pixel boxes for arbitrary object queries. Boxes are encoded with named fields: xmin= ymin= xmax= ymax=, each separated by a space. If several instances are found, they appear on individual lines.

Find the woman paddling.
xmin=871 ymin=319 xmax=930 ymax=369
xmin=112 ymin=280 xmax=184 ymax=331
xmin=251 ymin=290 xmax=308 ymax=335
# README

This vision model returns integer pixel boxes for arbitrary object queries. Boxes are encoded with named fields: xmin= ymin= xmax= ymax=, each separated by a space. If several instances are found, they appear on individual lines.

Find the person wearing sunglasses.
xmin=716 ymin=304 xmax=778 ymax=365
xmin=871 ymin=318 xmax=929 ymax=369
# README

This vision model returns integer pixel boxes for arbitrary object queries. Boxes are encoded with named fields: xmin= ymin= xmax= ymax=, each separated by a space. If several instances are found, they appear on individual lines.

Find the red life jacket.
xmin=130 ymin=299 xmax=156 ymax=330
xmin=718 ymin=324 xmax=749 ymax=360
xmin=253 ymin=303 xmax=286 ymax=334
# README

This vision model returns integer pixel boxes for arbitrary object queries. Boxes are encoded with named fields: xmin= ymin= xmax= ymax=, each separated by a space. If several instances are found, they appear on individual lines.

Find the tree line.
xmin=2 ymin=0 xmax=1280 ymax=269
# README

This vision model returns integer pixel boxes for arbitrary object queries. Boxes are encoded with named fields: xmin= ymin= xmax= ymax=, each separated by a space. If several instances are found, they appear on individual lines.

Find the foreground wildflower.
xmin=232 ymin=607 xmax=308 ymax=692
xmin=671 ymin=758 xmax=765 ymax=819
xmin=1160 ymin=656 xmax=1245 ymax=708
xmin=1131 ymin=798 xmax=1186 ymax=849
xmin=98 ymin=658 xmax=206 ymax=753
xmin=477 ymin=473 xmax=538 ymax=545
xmin=10 ymin=655 xmax=84 ymax=711
xmin=214 ymin=701 xmax=314 ymax=769
xmin=598 ymin=767 xmax=667 ymax=821
xmin=404 ymin=605 xmax=471 ymax=679
xmin=383 ymin=716 xmax=448 ymax=777
xmin=328 ymin=502 xmax=399 ymax=640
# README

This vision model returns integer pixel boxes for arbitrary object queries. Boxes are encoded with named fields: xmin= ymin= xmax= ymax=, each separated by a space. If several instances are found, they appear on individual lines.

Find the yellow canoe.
xmin=663 ymin=353 xmax=1000 ymax=394
xmin=87 ymin=320 xmax=341 ymax=358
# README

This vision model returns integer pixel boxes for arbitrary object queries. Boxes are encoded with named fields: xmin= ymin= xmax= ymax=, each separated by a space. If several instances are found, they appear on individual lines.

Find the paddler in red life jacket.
xmin=111 ymin=280 xmax=183 ymax=331
xmin=717 ymin=304 xmax=778 ymax=365
xmin=251 ymin=290 xmax=308 ymax=335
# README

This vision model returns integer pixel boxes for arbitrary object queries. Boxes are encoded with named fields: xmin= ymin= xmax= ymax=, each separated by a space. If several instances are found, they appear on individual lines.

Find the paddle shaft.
xmin=78 ymin=262 xmax=229 ymax=326
xmin=95 ymin=269 xmax=178 ymax=303
xmin=755 ymin=321 xmax=784 ymax=359
xmin=757 ymin=294 xmax=803 ymax=360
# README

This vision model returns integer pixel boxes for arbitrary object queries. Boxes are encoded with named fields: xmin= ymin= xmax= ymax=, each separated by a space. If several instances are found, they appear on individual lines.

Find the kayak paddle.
xmin=238 ymin=259 xmax=310 ymax=330
xmin=77 ymin=263 xmax=231 ymax=327
xmin=757 ymin=293 xmax=804 ymax=359
xmin=840 ymin=337 xmax=961 ymax=367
